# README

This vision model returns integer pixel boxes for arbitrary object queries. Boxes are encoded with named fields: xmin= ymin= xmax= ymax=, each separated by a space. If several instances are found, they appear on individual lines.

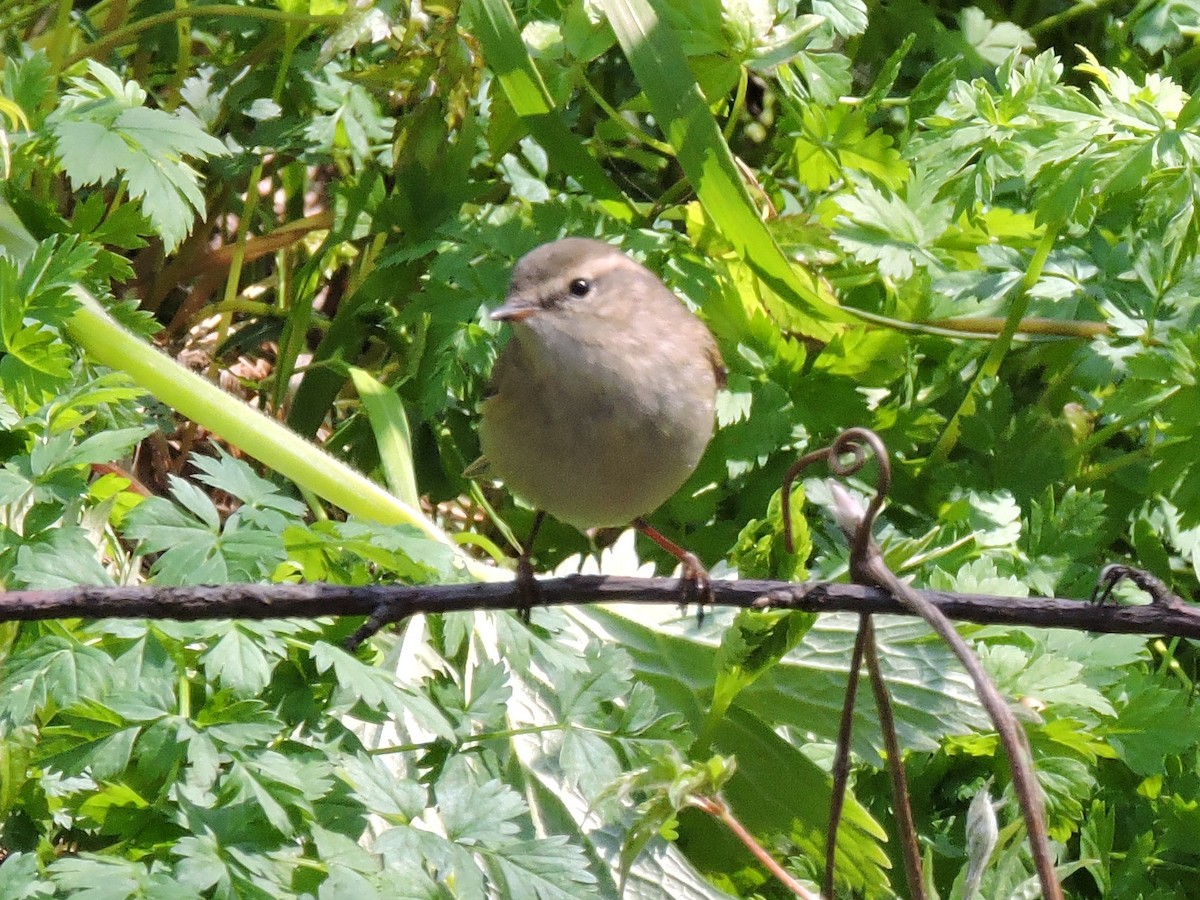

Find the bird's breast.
xmin=479 ymin=322 xmax=717 ymax=528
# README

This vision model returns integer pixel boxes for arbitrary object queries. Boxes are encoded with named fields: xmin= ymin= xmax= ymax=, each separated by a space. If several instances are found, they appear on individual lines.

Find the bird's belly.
xmin=480 ymin=373 xmax=713 ymax=529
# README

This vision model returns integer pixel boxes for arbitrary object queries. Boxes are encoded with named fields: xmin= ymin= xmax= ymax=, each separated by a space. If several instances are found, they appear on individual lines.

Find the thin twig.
xmin=807 ymin=432 xmax=923 ymax=898
xmin=691 ymin=795 xmax=821 ymax=899
xmin=823 ymin=615 xmax=869 ymax=898
xmin=791 ymin=428 xmax=1062 ymax=900
xmin=1093 ymin=564 xmax=1183 ymax=608
xmin=863 ymin=618 xmax=925 ymax=900
xmin=860 ymin=549 xmax=1062 ymax=898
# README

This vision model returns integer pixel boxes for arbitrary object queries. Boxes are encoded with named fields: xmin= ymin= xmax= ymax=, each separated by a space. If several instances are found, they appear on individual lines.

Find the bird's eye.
xmin=568 ymin=278 xmax=592 ymax=297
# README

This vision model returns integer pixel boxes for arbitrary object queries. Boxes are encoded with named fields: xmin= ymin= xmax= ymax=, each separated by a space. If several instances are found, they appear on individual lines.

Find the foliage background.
xmin=1 ymin=0 xmax=1199 ymax=897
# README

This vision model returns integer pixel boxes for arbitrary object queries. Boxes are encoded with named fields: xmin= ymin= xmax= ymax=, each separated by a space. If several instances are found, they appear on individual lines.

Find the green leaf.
xmin=61 ymin=427 xmax=154 ymax=467
xmin=13 ymin=527 xmax=115 ymax=588
xmin=788 ymin=103 xmax=907 ymax=191
xmin=577 ymin=605 xmax=987 ymax=761
xmin=349 ymin=366 xmax=420 ymax=509
xmin=709 ymin=708 xmax=890 ymax=896
xmin=48 ymin=61 xmax=227 ymax=252
xmin=0 ymin=236 xmax=96 ymax=408
xmin=813 ymin=0 xmax=867 ymax=36
xmin=437 ymin=767 xmax=526 ymax=845
xmin=46 ymin=855 xmax=189 ymax=900
xmin=487 ymin=837 xmax=600 ymax=899
xmin=339 ymin=752 xmax=429 ymax=822
xmin=189 ymin=450 xmax=308 ymax=526
xmin=0 ymin=852 xmax=47 ymax=899
xmin=304 ymin=63 xmax=396 ymax=170
xmin=121 ymin=464 xmax=293 ymax=584
xmin=958 ymin=7 xmax=1034 ymax=66
xmin=0 ymin=635 xmax=114 ymax=727
xmin=1103 ymin=671 xmax=1200 ymax=777
xmin=202 ymin=625 xmax=277 ymax=696
xmin=311 ymin=641 xmax=457 ymax=740
xmin=600 ymin=0 xmax=846 ymax=337
xmin=834 ymin=182 xmax=952 ymax=280
xmin=463 ymin=0 xmax=634 ymax=221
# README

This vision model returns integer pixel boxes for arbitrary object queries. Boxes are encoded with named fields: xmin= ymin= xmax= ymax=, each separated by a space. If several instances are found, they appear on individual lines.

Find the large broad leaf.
xmin=349 ymin=366 xmax=420 ymax=510
xmin=567 ymin=604 xmax=985 ymax=895
xmin=705 ymin=707 xmax=890 ymax=897
xmin=575 ymin=605 xmax=987 ymax=761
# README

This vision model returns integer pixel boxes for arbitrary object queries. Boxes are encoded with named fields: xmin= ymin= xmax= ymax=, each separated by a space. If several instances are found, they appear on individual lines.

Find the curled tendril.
xmin=781 ymin=427 xmax=893 ymax=563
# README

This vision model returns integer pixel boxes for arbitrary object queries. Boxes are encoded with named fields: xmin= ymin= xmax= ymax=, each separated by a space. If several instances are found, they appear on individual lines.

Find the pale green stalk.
xmin=67 ymin=287 xmax=502 ymax=583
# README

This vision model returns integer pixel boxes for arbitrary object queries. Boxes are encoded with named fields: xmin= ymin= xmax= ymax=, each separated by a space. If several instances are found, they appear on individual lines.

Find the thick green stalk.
xmin=67 ymin=287 xmax=500 ymax=583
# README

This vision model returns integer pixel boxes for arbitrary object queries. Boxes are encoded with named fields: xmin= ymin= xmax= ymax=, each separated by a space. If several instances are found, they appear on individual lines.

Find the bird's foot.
xmin=515 ymin=551 xmax=542 ymax=624
xmin=634 ymin=518 xmax=712 ymax=623
xmin=511 ymin=510 xmax=547 ymax=625
xmin=678 ymin=550 xmax=713 ymax=624
xmin=1092 ymin=563 xmax=1184 ymax=608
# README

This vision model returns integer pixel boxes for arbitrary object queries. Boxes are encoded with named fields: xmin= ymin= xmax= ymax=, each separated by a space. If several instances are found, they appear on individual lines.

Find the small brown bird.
xmin=473 ymin=237 xmax=725 ymax=600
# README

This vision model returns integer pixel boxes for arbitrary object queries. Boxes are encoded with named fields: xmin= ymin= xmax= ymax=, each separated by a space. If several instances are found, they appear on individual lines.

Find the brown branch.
xmin=0 ymin=577 xmax=1196 ymax=634
xmin=863 ymin=618 xmax=925 ymax=900
xmin=690 ymin=795 xmax=821 ymax=899
xmin=823 ymin=615 xmax=868 ymax=899
xmin=808 ymin=428 xmax=1060 ymax=900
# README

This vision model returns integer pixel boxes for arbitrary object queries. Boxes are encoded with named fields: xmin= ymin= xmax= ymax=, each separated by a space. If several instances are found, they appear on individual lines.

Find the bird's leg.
xmin=633 ymin=518 xmax=712 ymax=617
xmin=515 ymin=510 xmax=546 ymax=623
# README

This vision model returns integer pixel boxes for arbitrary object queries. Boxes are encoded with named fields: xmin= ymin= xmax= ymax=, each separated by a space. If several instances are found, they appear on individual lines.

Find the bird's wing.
xmin=702 ymin=328 xmax=727 ymax=390
xmin=463 ymin=454 xmax=490 ymax=479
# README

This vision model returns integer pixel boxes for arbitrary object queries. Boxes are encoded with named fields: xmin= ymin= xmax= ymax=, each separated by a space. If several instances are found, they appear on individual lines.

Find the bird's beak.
xmin=490 ymin=299 xmax=539 ymax=322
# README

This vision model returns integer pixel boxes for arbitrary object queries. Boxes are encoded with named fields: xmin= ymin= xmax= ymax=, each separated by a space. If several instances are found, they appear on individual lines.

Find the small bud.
xmin=964 ymin=780 xmax=999 ymax=899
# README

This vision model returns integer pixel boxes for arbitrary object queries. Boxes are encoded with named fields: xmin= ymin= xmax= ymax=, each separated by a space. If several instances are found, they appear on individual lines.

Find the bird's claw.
xmin=1092 ymin=563 xmax=1183 ymax=608
xmin=679 ymin=551 xmax=713 ymax=624
xmin=515 ymin=552 xmax=542 ymax=624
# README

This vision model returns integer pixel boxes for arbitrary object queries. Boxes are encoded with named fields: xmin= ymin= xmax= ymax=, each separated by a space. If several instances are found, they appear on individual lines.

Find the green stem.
xmin=369 ymin=721 xmax=576 ymax=755
xmin=45 ymin=0 xmax=74 ymax=84
xmin=1154 ymin=637 xmax=1193 ymax=691
xmin=926 ymin=226 xmax=1058 ymax=468
xmin=723 ymin=66 xmax=748 ymax=143
xmin=66 ymin=287 xmax=500 ymax=583
xmin=1030 ymin=0 xmax=1125 ymax=37
xmin=580 ymin=76 xmax=674 ymax=156
xmin=65 ymin=4 xmax=337 ymax=68
xmin=172 ymin=0 xmax=191 ymax=98
xmin=1078 ymin=446 xmax=1156 ymax=483
xmin=980 ymin=229 xmax=1058 ymax=378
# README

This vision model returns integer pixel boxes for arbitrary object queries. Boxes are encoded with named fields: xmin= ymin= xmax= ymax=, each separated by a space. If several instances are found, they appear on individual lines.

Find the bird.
xmin=471 ymin=236 xmax=725 ymax=609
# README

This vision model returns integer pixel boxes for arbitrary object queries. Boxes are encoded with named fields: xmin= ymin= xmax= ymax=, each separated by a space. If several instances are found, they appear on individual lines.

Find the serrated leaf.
xmin=12 ymin=527 xmax=114 ymax=588
xmin=0 ymin=636 xmax=113 ymax=727
xmin=437 ymin=762 xmax=525 ymax=844
xmin=202 ymin=626 xmax=275 ymax=696
xmin=487 ymin=836 xmax=600 ymax=899
xmin=339 ymin=752 xmax=428 ymax=822
xmin=60 ymin=427 xmax=154 ymax=467
xmin=48 ymin=61 xmax=227 ymax=251
xmin=311 ymin=641 xmax=457 ymax=740
xmin=834 ymin=182 xmax=951 ymax=279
